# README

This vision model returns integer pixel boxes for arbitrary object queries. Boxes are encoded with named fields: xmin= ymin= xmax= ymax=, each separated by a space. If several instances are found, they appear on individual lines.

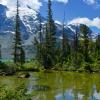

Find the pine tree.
xmin=80 ymin=25 xmax=90 ymax=62
xmin=34 ymin=11 xmax=44 ymax=67
xmin=61 ymin=22 xmax=70 ymax=65
xmin=13 ymin=0 xmax=25 ymax=65
xmin=37 ymin=13 xmax=43 ymax=64
xmin=72 ymin=30 xmax=80 ymax=68
xmin=44 ymin=0 xmax=56 ymax=69
xmin=20 ymin=47 xmax=25 ymax=65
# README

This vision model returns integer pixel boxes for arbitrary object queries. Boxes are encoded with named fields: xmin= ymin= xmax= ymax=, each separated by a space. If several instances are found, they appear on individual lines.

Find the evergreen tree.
xmin=13 ymin=0 xmax=25 ymax=65
xmin=80 ymin=25 xmax=90 ymax=62
xmin=34 ymin=11 xmax=44 ymax=67
xmin=37 ymin=13 xmax=43 ymax=64
xmin=61 ymin=22 xmax=70 ymax=65
xmin=44 ymin=0 xmax=56 ymax=69
xmin=72 ymin=30 xmax=79 ymax=68
xmin=20 ymin=47 xmax=25 ymax=65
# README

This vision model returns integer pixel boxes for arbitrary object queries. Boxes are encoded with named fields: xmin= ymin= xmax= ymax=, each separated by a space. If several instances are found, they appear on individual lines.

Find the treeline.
xmin=0 ymin=0 xmax=25 ymax=73
xmin=34 ymin=0 xmax=100 ymax=72
xmin=0 ymin=0 xmax=100 ymax=72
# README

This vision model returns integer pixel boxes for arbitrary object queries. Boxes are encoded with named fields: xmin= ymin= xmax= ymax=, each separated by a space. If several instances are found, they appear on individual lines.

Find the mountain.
xmin=0 ymin=4 xmax=40 ymax=60
xmin=0 ymin=4 xmax=93 ymax=60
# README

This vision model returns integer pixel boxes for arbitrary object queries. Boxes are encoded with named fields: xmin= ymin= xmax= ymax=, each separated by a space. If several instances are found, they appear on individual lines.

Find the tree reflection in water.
xmin=0 ymin=72 xmax=100 ymax=100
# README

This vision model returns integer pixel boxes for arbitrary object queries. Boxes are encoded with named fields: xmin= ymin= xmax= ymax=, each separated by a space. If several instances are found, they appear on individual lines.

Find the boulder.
xmin=17 ymin=72 xmax=30 ymax=78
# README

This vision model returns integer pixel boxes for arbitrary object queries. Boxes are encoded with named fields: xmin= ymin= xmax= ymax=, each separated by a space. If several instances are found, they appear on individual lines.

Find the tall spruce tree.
xmin=61 ymin=16 xmax=70 ymax=65
xmin=37 ymin=13 xmax=43 ymax=64
xmin=44 ymin=0 xmax=56 ymax=69
xmin=80 ymin=25 xmax=90 ymax=62
xmin=13 ymin=0 xmax=25 ymax=65
xmin=72 ymin=30 xmax=80 ymax=68
xmin=34 ymin=11 xmax=44 ymax=67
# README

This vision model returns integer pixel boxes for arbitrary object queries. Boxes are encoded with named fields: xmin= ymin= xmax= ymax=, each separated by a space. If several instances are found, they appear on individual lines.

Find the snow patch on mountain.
xmin=0 ymin=4 xmax=96 ymax=60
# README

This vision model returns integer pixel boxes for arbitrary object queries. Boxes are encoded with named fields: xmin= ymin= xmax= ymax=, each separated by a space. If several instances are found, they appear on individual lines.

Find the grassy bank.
xmin=0 ymin=59 xmax=100 ymax=76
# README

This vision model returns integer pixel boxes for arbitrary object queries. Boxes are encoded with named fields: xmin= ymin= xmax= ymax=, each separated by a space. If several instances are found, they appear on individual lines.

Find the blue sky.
xmin=40 ymin=0 xmax=99 ymax=21
xmin=40 ymin=0 xmax=100 ymax=33
xmin=0 ymin=0 xmax=100 ymax=33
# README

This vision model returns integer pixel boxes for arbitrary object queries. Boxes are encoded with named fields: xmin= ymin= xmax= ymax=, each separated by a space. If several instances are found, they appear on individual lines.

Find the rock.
xmin=17 ymin=72 xmax=30 ymax=78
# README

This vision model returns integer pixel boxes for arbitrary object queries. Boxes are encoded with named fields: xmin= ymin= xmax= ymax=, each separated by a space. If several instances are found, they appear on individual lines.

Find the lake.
xmin=0 ymin=72 xmax=100 ymax=100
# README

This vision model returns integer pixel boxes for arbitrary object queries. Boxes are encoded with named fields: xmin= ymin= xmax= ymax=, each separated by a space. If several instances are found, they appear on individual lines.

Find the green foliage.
xmin=34 ymin=23 xmax=100 ymax=72
xmin=0 ymin=0 xmax=99 ymax=72
xmin=61 ymin=24 xmax=70 ymax=65
xmin=43 ymin=0 xmax=56 ymax=69
xmin=91 ymin=60 xmax=100 ymax=72
xmin=0 ymin=84 xmax=31 ymax=100
xmin=0 ymin=62 xmax=16 ymax=74
xmin=13 ymin=0 xmax=25 ymax=66
xmin=23 ymin=60 xmax=42 ymax=70
xmin=80 ymin=24 xmax=91 ymax=62
xmin=35 ymin=0 xmax=57 ymax=69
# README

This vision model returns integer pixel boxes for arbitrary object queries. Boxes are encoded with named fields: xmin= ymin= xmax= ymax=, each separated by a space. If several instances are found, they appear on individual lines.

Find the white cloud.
xmin=0 ymin=0 xmax=69 ymax=18
xmin=0 ymin=0 xmax=42 ymax=17
xmin=68 ymin=17 xmax=100 ymax=29
xmin=0 ymin=0 xmax=7 ymax=5
xmin=55 ymin=0 xmax=69 ymax=4
xmin=44 ymin=0 xmax=69 ymax=4
xmin=83 ymin=0 xmax=100 ymax=8
xmin=83 ymin=0 xmax=96 ymax=5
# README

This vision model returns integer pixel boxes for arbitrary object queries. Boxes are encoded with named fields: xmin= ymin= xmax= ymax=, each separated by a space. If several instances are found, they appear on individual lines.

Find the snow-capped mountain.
xmin=0 ymin=4 xmax=41 ymax=60
xmin=0 ymin=4 xmax=93 ymax=60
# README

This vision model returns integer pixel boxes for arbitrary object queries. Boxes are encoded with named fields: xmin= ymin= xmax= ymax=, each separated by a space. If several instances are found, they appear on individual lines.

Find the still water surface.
xmin=0 ymin=72 xmax=100 ymax=100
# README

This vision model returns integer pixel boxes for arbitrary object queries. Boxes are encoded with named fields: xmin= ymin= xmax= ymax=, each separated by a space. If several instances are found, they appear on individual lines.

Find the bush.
xmin=0 ymin=84 xmax=31 ymax=100
xmin=22 ymin=60 xmax=42 ymax=71
xmin=0 ymin=62 xmax=15 ymax=72
xmin=91 ymin=60 xmax=100 ymax=72
xmin=79 ymin=62 xmax=93 ymax=72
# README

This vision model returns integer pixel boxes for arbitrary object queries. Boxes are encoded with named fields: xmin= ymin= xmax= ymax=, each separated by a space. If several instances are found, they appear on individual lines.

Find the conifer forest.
xmin=0 ymin=0 xmax=100 ymax=100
